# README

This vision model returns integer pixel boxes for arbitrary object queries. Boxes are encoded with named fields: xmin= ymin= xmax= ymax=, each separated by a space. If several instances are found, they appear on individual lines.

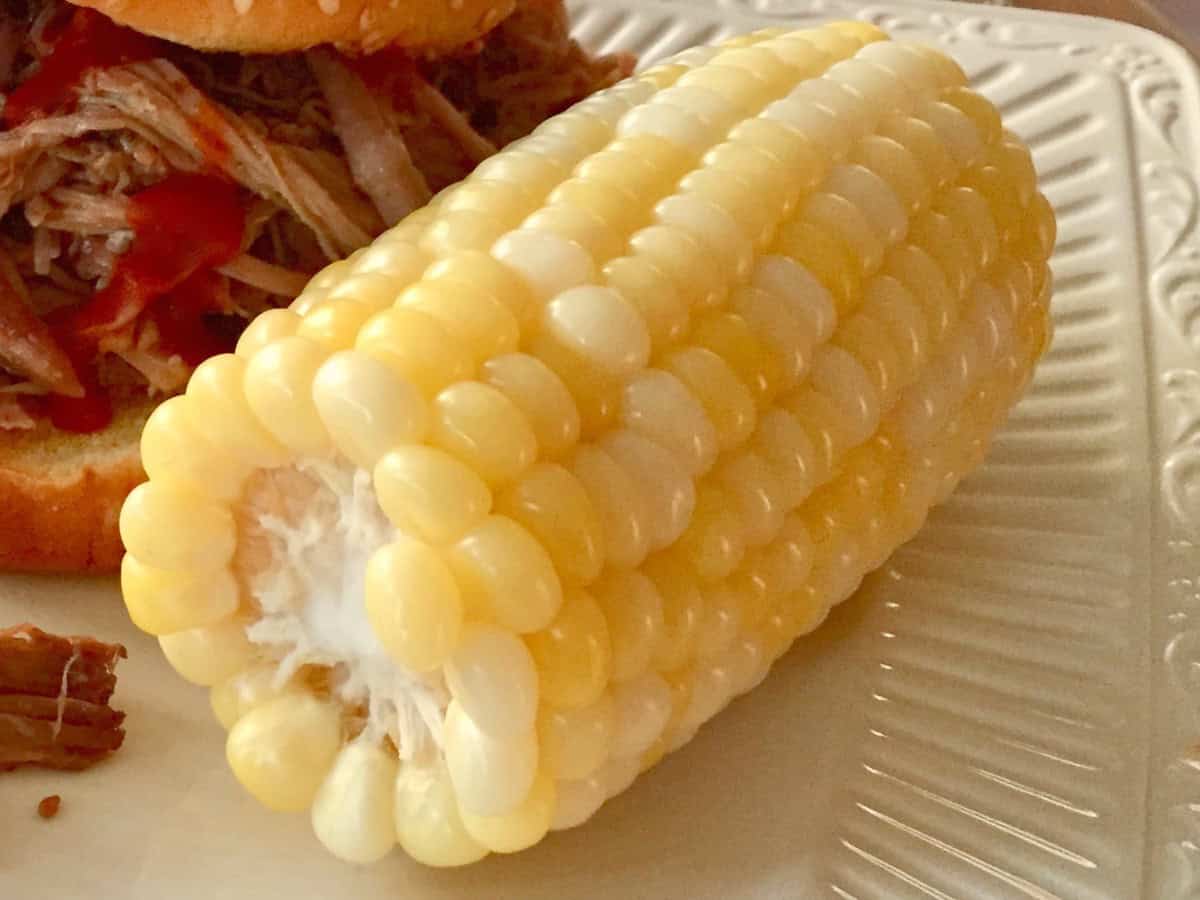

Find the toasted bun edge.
xmin=66 ymin=0 xmax=517 ymax=53
xmin=0 ymin=400 xmax=152 ymax=574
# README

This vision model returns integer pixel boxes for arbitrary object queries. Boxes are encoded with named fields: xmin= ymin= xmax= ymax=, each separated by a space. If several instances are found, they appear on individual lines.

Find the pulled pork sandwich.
xmin=0 ymin=0 xmax=632 ymax=572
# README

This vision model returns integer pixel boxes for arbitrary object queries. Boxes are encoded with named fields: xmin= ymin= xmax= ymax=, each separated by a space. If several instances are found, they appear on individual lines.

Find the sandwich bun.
xmin=0 ymin=399 xmax=152 ymax=573
xmin=65 ymin=0 xmax=517 ymax=53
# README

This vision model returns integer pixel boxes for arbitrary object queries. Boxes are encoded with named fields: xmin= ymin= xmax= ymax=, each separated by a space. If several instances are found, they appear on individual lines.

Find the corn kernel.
xmin=400 ymin=279 xmax=520 ymax=366
xmin=311 ymin=740 xmax=399 ymax=864
xmin=313 ymin=351 xmax=427 ymax=470
xmin=460 ymin=772 xmax=555 ymax=854
xmin=226 ymin=693 xmax=342 ymax=812
xmin=159 ymin=618 xmax=255 ymax=686
xmin=449 ymin=516 xmax=563 ymax=633
xmin=243 ymin=336 xmax=332 ymax=456
xmin=365 ymin=537 xmax=463 ymax=672
xmin=443 ymin=699 xmax=538 ymax=817
xmin=526 ymin=589 xmax=612 ymax=710
xmin=120 ymin=482 xmax=235 ymax=572
xmin=568 ymin=444 xmax=653 ymax=569
xmin=620 ymin=369 xmax=719 ymax=478
xmin=186 ymin=355 xmax=288 ymax=468
xmin=236 ymin=308 xmax=301 ymax=359
xmin=139 ymin=396 xmax=247 ymax=502
xmin=430 ymin=382 xmax=538 ymax=487
xmin=356 ymin=307 xmax=474 ymax=398
xmin=538 ymin=694 xmax=614 ymax=780
xmin=446 ymin=624 xmax=539 ymax=739
xmin=394 ymin=761 xmax=488 ymax=868
xmin=663 ymin=346 xmax=757 ymax=454
xmin=497 ymin=463 xmax=604 ymax=586
xmin=121 ymin=555 xmax=238 ymax=636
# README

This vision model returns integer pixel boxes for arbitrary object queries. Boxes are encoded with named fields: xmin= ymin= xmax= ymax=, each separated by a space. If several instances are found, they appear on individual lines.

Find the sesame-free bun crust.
xmin=0 ymin=399 xmax=152 ymax=573
xmin=66 ymin=0 xmax=517 ymax=53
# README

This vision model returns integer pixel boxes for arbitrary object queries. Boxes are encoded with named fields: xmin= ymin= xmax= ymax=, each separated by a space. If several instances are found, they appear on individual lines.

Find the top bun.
xmin=65 ymin=0 xmax=517 ymax=53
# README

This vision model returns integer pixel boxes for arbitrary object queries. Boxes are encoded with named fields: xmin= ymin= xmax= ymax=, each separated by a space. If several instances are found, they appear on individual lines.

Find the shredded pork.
xmin=0 ymin=0 xmax=633 ymax=428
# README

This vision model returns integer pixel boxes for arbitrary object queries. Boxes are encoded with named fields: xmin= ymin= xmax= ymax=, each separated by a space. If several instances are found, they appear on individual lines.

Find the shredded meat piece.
xmin=82 ymin=60 xmax=382 ymax=258
xmin=0 ymin=624 xmax=126 ymax=772
xmin=410 ymin=74 xmax=497 ymax=166
xmin=218 ymin=253 xmax=311 ymax=298
xmin=0 ymin=393 xmax=33 ymax=427
xmin=24 ymin=187 xmax=130 ymax=234
xmin=307 ymin=48 xmax=431 ymax=226
xmin=0 ymin=243 xmax=80 ymax=394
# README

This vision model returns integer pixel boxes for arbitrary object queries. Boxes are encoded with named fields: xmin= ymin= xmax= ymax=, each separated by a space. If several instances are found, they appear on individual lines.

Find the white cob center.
xmin=240 ymin=460 xmax=446 ymax=760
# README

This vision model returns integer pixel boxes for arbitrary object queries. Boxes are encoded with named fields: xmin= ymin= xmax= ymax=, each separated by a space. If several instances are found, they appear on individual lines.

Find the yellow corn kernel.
xmin=425 ymin=250 xmax=538 ymax=332
xmin=121 ymin=555 xmax=238 ymax=636
xmin=158 ymin=618 xmax=255 ymax=686
xmin=374 ymin=446 xmax=491 ymax=544
xmin=493 ymin=229 xmax=596 ymax=303
xmin=664 ymin=346 xmax=758 ymax=454
xmin=460 ymin=772 xmax=556 ymax=854
xmin=296 ymin=297 xmax=377 ymax=352
xmin=311 ymin=740 xmax=399 ymax=864
xmin=620 ymin=369 xmax=719 ymax=478
xmin=568 ymin=444 xmax=653 ymax=570
xmin=445 ymin=623 xmax=539 ymax=741
xmin=449 ymin=516 xmax=563 ymax=634
xmin=592 ymin=571 xmax=665 ymax=684
xmin=644 ymin=556 xmax=705 ymax=672
xmin=630 ymin=224 xmax=726 ymax=312
xmin=691 ymin=311 xmax=787 ymax=405
xmin=526 ymin=589 xmax=612 ymax=710
xmin=350 ymin=237 xmax=428 ymax=280
xmin=497 ymin=463 xmax=604 ymax=586
xmin=355 ymin=307 xmax=473 ymax=398
xmin=119 ymin=482 xmax=235 ymax=572
xmin=774 ymin=219 xmax=863 ymax=315
xmin=675 ymin=484 xmax=747 ymax=581
xmin=227 ymin=693 xmax=342 ymax=812
xmin=394 ymin=761 xmax=488 ymax=868
xmin=236 ymin=308 xmax=301 ymax=359
xmin=312 ymin=350 xmax=427 ymax=471
xmin=365 ymin=537 xmax=463 ymax=673
xmin=139 ymin=396 xmax=247 ymax=502
xmin=186 ymin=355 xmax=287 ymax=468
xmin=478 ymin=354 xmax=579 ymax=461
xmin=542 ymin=285 xmax=652 ymax=379
xmin=538 ymin=694 xmax=614 ymax=780
xmin=210 ymin=665 xmax=298 ymax=730
xmin=243 ymin=336 xmax=332 ymax=456
xmin=601 ymin=429 xmax=697 ymax=552
xmin=609 ymin=671 xmax=673 ymax=760
xmin=430 ymin=382 xmax=538 ymax=487
xmin=443 ymin=699 xmax=538 ymax=817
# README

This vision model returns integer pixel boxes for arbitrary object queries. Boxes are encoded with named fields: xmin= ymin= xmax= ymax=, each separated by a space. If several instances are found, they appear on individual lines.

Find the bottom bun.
xmin=0 ymin=400 xmax=153 ymax=573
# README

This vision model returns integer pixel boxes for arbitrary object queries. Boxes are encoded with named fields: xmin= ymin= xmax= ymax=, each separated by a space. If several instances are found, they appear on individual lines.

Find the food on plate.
xmin=0 ymin=0 xmax=631 ymax=573
xmin=37 ymin=793 xmax=61 ymax=817
xmin=0 ymin=623 xmax=126 ymax=770
xmin=119 ymin=21 xmax=1056 ymax=866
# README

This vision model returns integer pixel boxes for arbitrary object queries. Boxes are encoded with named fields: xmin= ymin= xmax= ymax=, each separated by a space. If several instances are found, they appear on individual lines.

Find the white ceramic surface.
xmin=4 ymin=1 xmax=1199 ymax=897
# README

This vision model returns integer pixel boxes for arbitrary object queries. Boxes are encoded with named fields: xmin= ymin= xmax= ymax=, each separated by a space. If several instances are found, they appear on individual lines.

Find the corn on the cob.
xmin=120 ymin=21 xmax=1054 ymax=868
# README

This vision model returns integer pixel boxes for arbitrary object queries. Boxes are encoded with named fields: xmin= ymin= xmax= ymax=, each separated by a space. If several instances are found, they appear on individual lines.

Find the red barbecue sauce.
xmin=4 ymin=9 xmax=160 ymax=126
xmin=31 ymin=175 xmax=245 ymax=433
xmin=5 ymin=9 xmax=247 ymax=431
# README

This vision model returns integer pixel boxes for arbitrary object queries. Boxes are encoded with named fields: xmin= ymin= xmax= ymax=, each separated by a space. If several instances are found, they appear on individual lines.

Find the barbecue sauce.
xmin=30 ymin=175 xmax=245 ymax=433
xmin=4 ymin=9 xmax=160 ymax=126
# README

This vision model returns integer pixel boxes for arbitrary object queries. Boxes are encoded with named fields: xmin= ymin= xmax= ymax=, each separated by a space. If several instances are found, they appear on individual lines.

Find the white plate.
xmin=4 ymin=2 xmax=1200 ymax=897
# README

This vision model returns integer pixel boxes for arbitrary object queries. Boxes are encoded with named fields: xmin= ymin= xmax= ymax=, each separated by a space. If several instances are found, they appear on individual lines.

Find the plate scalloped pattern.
xmin=568 ymin=3 xmax=1198 ymax=897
